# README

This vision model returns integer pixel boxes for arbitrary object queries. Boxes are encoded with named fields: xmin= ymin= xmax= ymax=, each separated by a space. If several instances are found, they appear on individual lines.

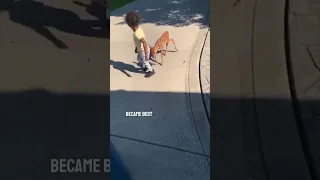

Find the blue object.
xmin=110 ymin=142 xmax=132 ymax=180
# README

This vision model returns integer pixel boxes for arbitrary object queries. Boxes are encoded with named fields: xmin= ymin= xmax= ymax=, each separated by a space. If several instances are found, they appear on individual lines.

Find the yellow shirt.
xmin=133 ymin=27 xmax=145 ymax=53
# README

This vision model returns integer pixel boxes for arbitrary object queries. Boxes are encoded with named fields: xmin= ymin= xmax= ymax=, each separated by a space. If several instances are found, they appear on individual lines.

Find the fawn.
xmin=150 ymin=31 xmax=178 ymax=66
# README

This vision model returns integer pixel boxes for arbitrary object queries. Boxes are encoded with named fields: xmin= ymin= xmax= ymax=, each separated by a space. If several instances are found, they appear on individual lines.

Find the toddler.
xmin=125 ymin=12 xmax=155 ymax=76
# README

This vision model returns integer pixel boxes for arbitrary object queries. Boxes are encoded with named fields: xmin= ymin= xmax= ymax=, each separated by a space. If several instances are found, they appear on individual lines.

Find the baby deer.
xmin=150 ymin=31 xmax=178 ymax=66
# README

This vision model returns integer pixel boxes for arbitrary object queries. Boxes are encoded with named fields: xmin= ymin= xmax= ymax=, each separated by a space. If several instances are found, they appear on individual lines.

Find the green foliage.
xmin=110 ymin=0 xmax=134 ymax=11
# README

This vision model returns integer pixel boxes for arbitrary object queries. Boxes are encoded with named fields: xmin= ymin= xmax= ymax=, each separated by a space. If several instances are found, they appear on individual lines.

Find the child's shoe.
xmin=145 ymin=69 xmax=155 ymax=78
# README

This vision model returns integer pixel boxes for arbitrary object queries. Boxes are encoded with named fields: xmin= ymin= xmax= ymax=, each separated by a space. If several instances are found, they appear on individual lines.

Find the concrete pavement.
xmin=289 ymin=0 xmax=320 ymax=177
xmin=210 ymin=0 xmax=314 ymax=179
xmin=199 ymin=30 xmax=210 ymax=121
xmin=110 ymin=0 xmax=210 ymax=179
xmin=0 ymin=0 xmax=109 ymax=179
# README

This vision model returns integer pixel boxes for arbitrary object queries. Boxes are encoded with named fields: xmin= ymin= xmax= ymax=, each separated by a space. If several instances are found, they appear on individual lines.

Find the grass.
xmin=110 ymin=0 xmax=135 ymax=11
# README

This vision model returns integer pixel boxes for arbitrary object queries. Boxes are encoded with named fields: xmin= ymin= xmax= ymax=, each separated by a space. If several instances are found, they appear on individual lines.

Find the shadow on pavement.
xmin=211 ymin=97 xmax=320 ymax=180
xmin=110 ymin=90 xmax=320 ymax=179
xmin=2 ymin=88 xmax=320 ymax=179
xmin=110 ymin=59 xmax=145 ymax=77
xmin=110 ymin=90 xmax=210 ymax=179
xmin=0 ymin=0 xmax=109 ymax=49
xmin=0 ymin=89 xmax=109 ymax=179
xmin=73 ymin=0 xmax=108 ymax=23
xmin=111 ymin=0 xmax=209 ymax=27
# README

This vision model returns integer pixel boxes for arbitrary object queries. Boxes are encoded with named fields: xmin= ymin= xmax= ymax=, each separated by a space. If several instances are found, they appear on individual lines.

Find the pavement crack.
xmin=303 ymin=76 xmax=320 ymax=94
xmin=203 ymin=85 xmax=210 ymax=92
xmin=110 ymin=134 xmax=209 ymax=157
xmin=233 ymin=0 xmax=241 ymax=7
xmin=306 ymin=46 xmax=320 ymax=73
xmin=289 ymin=10 xmax=297 ymax=20
xmin=205 ymin=75 xmax=210 ymax=84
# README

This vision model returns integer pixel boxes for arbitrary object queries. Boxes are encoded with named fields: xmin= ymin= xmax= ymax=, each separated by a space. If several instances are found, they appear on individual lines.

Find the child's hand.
xmin=145 ymin=53 xmax=149 ymax=60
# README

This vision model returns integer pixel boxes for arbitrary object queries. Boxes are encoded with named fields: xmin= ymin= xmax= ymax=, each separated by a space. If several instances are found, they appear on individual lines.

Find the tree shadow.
xmin=2 ymin=88 xmax=320 ymax=179
xmin=0 ymin=0 xmax=108 ymax=49
xmin=73 ymin=0 xmax=109 ymax=26
xmin=210 ymin=97 xmax=320 ymax=180
xmin=111 ymin=0 xmax=209 ymax=27
xmin=0 ymin=89 xmax=109 ymax=179
xmin=110 ymin=141 xmax=132 ymax=180
xmin=110 ymin=90 xmax=320 ymax=179
xmin=110 ymin=90 xmax=210 ymax=179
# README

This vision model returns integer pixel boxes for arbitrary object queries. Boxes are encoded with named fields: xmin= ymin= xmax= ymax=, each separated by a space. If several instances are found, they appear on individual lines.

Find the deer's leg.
xmin=165 ymin=42 xmax=168 ymax=54
xmin=160 ymin=45 xmax=164 ymax=65
xmin=163 ymin=44 xmax=167 ymax=56
xmin=169 ymin=39 xmax=178 ymax=51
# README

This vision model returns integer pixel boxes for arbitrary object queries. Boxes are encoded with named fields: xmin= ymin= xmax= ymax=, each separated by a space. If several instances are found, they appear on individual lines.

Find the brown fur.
xmin=150 ymin=31 xmax=178 ymax=65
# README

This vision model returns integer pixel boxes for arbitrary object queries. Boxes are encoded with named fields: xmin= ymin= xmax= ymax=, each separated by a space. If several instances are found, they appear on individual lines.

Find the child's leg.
xmin=140 ymin=52 xmax=153 ymax=72
xmin=137 ymin=53 xmax=144 ymax=68
xmin=144 ymin=60 xmax=153 ymax=72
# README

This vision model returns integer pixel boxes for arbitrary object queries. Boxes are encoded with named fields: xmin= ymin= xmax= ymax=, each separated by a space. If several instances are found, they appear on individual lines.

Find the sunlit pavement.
xmin=110 ymin=0 xmax=210 ymax=179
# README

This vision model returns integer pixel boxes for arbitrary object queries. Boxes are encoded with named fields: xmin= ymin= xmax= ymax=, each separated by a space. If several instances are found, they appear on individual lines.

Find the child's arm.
xmin=140 ymin=38 xmax=149 ymax=60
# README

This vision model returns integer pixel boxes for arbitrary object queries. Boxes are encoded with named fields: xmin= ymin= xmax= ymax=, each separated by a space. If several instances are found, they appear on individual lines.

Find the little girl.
xmin=125 ymin=11 xmax=155 ymax=77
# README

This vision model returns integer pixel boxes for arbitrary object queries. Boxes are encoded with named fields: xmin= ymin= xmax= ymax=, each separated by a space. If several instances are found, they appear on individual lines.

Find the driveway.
xmin=110 ymin=0 xmax=210 ymax=179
